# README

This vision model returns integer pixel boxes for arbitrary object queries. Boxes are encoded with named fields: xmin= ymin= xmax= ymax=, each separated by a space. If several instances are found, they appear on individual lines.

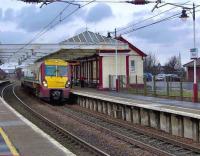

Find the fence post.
xmin=153 ymin=75 xmax=156 ymax=96
xmin=136 ymin=75 xmax=138 ymax=94
xmin=109 ymin=75 xmax=111 ymax=90
xmin=144 ymin=76 xmax=147 ymax=96
xmin=180 ymin=80 xmax=183 ymax=101
xmin=166 ymin=78 xmax=169 ymax=97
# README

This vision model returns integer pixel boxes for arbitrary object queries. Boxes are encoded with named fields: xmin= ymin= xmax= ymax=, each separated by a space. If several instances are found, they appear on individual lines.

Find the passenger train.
xmin=21 ymin=59 xmax=71 ymax=102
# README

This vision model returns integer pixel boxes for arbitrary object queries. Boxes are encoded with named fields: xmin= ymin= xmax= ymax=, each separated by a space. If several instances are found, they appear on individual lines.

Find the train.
xmin=21 ymin=59 xmax=71 ymax=102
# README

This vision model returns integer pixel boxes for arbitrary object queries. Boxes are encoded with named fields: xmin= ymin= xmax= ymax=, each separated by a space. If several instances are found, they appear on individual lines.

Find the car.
xmin=156 ymin=74 xmax=166 ymax=81
xmin=144 ymin=73 xmax=153 ymax=81
xmin=165 ymin=74 xmax=180 ymax=81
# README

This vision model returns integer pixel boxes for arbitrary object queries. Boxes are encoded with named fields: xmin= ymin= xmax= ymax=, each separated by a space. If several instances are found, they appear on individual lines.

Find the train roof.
xmin=44 ymin=59 xmax=68 ymax=66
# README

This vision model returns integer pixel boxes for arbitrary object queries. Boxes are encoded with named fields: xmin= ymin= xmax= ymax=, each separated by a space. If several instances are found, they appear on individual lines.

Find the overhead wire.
xmin=121 ymin=13 xmax=181 ymax=35
xmin=5 ymin=1 xmax=199 ymax=63
xmin=115 ymin=1 xmax=191 ymax=33
xmin=120 ymin=8 xmax=200 ymax=35
xmin=8 ymin=0 xmax=95 ymax=63
xmin=11 ymin=3 xmax=72 ymax=59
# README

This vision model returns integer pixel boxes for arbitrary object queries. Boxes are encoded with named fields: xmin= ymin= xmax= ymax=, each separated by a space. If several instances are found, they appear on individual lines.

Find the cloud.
xmin=0 ymin=31 xmax=28 ymax=43
xmin=1 ymin=3 xmax=87 ymax=32
xmin=17 ymin=4 xmax=86 ymax=32
xmin=0 ymin=9 xmax=2 ymax=19
xmin=86 ymin=3 xmax=113 ymax=23
xmin=126 ymin=14 xmax=193 ymax=45
xmin=3 ymin=8 xmax=15 ymax=21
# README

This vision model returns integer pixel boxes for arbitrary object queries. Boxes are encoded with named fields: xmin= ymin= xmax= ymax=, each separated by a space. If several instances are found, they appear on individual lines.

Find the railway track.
xmin=59 ymin=106 xmax=200 ymax=156
xmin=2 ymin=83 xmax=200 ymax=156
xmin=1 ymin=83 xmax=110 ymax=156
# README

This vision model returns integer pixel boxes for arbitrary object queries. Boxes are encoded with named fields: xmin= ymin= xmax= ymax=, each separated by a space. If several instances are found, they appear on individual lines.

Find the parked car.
xmin=144 ymin=73 xmax=153 ymax=81
xmin=165 ymin=74 xmax=180 ymax=81
xmin=156 ymin=74 xmax=166 ymax=81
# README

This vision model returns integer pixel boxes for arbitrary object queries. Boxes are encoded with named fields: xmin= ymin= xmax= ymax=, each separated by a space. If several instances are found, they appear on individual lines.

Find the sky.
xmin=0 ymin=0 xmax=200 ymax=66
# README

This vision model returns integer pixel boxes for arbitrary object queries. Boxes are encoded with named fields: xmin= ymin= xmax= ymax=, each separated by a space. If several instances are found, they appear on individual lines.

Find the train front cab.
xmin=39 ymin=59 xmax=71 ymax=102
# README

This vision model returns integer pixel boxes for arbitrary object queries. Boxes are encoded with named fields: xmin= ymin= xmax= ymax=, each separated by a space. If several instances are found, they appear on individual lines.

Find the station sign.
xmin=190 ymin=48 xmax=198 ymax=59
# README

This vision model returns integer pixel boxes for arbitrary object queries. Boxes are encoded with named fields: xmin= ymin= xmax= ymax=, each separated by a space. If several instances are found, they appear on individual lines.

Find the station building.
xmin=39 ymin=31 xmax=147 ymax=90
xmin=184 ymin=58 xmax=200 ymax=81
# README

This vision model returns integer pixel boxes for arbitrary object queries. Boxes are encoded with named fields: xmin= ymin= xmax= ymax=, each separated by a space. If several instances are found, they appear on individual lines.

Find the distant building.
xmin=0 ymin=68 xmax=7 ymax=79
xmin=183 ymin=58 xmax=200 ymax=81
xmin=39 ymin=31 xmax=147 ymax=89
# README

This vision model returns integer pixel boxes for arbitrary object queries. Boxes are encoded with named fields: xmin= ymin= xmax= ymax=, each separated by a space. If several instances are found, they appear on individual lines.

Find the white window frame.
xmin=130 ymin=60 xmax=136 ymax=73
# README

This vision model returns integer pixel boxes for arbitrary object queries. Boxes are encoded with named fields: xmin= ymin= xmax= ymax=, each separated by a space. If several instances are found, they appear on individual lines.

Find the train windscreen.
xmin=45 ymin=65 xmax=67 ymax=77
xmin=57 ymin=66 xmax=68 ymax=77
xmin=45 ymin=66 xmax=56 ymax=76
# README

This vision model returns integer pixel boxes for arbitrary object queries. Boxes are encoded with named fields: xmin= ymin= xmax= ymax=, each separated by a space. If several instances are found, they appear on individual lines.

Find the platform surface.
xmin=71 ymin=88 xmax=200 ymax=119
xmin=0 ymin=98 xmax=75 ymax=156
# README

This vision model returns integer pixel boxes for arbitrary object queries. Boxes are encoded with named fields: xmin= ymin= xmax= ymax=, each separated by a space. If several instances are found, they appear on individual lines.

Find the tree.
xmin=144 ymin=53 xmax=161 ymax=75
xmin=164 ymin=55 xmax=185 ymax=77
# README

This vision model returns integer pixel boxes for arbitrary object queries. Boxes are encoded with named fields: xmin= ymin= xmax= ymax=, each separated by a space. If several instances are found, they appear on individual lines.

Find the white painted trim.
xmin=99 ymin=53 xmax=129 ymax=57
xmin=0 ymin=97 xmax=76 ymax=156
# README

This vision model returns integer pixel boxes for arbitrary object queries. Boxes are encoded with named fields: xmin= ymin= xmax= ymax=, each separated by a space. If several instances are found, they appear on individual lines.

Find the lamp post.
xmin=179 ymin=4 xmax=198 ymax=102
xmin=192 ymin=4 xmax=198 ymax=102
xmin=115 ymin=28 xmax=119 ymax=92
xmin=149 ymin=2 xmax=198 ymax=102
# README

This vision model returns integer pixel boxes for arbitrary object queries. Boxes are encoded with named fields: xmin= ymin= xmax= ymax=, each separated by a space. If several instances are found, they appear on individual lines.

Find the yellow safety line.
xmin=0 ymin=128 xmax=19 ymax=156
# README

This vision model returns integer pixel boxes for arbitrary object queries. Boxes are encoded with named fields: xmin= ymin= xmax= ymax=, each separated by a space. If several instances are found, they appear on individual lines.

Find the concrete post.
xmin=97 ymin=101 xmax=102 ymax=113
xmin=150 ymin=110 xmax=159 ymax=129
xmin=113 ymin=104 xmax=117 ymax=118
xmin=132 ymin=107 xmax=140 ymax=124
xmin=83 ymin=98 xmax=86 ymax=108
xmin=94 ymin=100 xmax=97 ymax=111
xmin=86 ymin=98 xmax=89 ymax=108
xmin=121 ymin=105 xmax=125 ymax=120
xmin=102 ymin=102 xmax=107 ymax=114
xmin=183 ymin=117 xmax=198 ymax=141
xmin=77 ymin=96 xmax=80 ymax=106
xmin=125 ymin=106 xmax=132 ymax=122
xmin=171 ymin=115 xmax=183 ymax=137
xmin=80 ymin=97 xmax=84 ymax=107
xmin=140 ymin=108 xmax=149 ymax=126
xmin=107 ymin=103 xmax=112 ymax=116
xmin=160 ymin=112 xmax=171 ymax=133
xmin=89 ymin=99 xmax=93 ymax=110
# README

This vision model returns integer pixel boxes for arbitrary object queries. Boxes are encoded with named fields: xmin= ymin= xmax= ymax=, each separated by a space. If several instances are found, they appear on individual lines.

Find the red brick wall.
xmin=187 ymin=67 xmax=200 ymax=81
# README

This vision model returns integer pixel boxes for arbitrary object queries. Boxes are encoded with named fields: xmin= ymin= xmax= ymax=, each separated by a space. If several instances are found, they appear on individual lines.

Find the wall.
xmin=187 ymin=67 xmax=200 ymax=81
xmin=102 ymin=55 xmax=126 ymax=88
xmin=129 ymin=51 xmax=144 ymax=84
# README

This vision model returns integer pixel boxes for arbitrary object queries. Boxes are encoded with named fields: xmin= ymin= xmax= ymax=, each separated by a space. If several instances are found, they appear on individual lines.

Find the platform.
xmin=0 ymin=80 xmax=10 ymax=85
xmin=0 ymin=97 xmax=75 ymax=156
xmin=71 ymin=88 xmax=200 ymax=118
xmin=71 ymin=88 xmax=200 ymax=142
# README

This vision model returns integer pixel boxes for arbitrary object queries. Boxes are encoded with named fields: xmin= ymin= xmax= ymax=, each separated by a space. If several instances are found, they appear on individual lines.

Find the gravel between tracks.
xmin=15 ymin=85 xmax=153 ymax=156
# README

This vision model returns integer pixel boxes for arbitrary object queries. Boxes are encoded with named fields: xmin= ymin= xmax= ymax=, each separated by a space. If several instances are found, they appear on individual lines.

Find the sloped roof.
xmin=183 ymin=58 xmax=200 ymax=67
xmin=117 ymin=36 xmax=147 ymax=57
xmin=0 ymin=69 xmax=6 ymax=76
xmin=61 ymin=31 xmax=124 ymax=45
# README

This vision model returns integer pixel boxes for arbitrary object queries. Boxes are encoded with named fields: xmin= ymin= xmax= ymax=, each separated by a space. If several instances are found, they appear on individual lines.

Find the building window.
xmin=130 ymin=60 xmax=135 ymax=72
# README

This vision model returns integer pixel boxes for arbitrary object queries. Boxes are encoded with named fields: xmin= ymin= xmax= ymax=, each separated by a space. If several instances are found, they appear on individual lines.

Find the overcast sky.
xmin=0 ymin=0 xmax=200 ymax=65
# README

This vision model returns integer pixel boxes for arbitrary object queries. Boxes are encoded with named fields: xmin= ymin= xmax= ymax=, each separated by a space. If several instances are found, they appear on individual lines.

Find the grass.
xmin=126 ymin=87 xmax=200 ymax=102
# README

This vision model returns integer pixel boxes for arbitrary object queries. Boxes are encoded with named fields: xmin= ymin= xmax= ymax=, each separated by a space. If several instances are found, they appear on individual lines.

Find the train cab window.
xmin=57 ymin=66 xmax=68 ymax=77
xmin=45 ymin=65 xmax=56 ymax=76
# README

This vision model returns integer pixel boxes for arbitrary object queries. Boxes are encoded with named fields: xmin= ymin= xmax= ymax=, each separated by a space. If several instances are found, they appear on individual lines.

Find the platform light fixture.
xmin=151 ymin=2 xmax=198 ymax=102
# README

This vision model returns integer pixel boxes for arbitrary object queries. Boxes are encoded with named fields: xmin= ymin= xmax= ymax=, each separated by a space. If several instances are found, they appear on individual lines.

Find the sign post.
xmin=190 ymin=48 xmax=198 ymax=102
xmin=190 ymin=48 xmax=198 ymax=59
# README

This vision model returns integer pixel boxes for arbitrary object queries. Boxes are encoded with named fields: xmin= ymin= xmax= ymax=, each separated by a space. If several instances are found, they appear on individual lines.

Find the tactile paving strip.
xmin=0 ymin=128 xmax=19 ymax=156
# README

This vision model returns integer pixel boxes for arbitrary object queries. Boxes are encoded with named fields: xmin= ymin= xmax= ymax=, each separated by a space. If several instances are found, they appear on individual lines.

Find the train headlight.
xmin=65 ymin=81 xmax=71 ymax=88
xmin=43 ymin=80 xmax=48 ymax=87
